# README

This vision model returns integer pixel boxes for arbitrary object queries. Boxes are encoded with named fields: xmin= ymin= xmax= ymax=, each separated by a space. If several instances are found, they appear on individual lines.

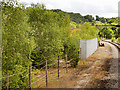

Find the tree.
xmin=96 ymin=15 xmax=100 ymax=21
xmin=84 ymin=15 xmax=94 ymax=22
xmin=99 ymin=27 xmax=114 ymax=39
xmin=100 ymin=17 xmax=106 ymax=23
xmin=27 ymin=3 xmax=68 ymax=67
xmin=2 ymin=1 xmax=31 ymax=88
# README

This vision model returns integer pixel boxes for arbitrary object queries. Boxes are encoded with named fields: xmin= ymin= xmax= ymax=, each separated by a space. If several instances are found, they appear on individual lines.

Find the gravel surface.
xmin=41 ymin=41 xmax=120 ymax=89
xmin=99 ymin=42 xmax=119 ymax=88
xmin=74 ymin=41 xmax=120 ymax=88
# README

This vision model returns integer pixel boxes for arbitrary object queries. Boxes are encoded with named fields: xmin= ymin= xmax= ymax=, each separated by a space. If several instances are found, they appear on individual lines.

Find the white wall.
xmin=80 ymin=38 xmax=98 ymax=59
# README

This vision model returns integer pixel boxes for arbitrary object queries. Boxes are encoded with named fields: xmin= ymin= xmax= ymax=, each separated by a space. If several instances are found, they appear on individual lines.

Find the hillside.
xmin=51 ymin=9 xmax=111 ymax=24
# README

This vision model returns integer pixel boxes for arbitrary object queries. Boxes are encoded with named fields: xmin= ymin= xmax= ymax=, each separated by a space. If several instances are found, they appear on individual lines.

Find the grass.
xmin=31 ymin=61 xmax=71 ymax=88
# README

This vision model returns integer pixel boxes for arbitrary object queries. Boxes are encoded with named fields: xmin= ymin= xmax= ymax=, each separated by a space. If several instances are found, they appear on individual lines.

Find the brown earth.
xmin=33 ymin=42 xmax=118 ymax=88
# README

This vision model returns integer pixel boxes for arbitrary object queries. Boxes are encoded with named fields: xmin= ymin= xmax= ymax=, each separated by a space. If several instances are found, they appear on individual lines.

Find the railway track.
xmin=99 ymin=40 xmax=120 ymax=89
xmin=103 ymin=40 xmax=120 ymax=51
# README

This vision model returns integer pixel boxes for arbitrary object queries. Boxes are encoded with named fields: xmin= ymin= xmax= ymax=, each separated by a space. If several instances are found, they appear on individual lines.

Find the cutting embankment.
xmin=45 ymin=41 xmax=119 ymax=88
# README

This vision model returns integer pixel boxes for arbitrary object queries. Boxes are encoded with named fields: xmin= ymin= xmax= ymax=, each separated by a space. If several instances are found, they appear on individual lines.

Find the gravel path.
xmin=42 ymin=41 xmax=120 ymax=88
xmin=74 ymin=41 xmax=120 ymax=88
xmin=100 ymin=42 xmax=119 ymax=88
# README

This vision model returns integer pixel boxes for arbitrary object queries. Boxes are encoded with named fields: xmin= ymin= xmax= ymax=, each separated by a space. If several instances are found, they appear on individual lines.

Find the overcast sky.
xmin=18 ymin=0 xmax=119 ymax=18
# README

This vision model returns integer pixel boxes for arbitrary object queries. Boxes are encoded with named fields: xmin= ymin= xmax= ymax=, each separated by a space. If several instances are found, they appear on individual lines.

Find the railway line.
xmin=99 ymin=40 xmax=120 ymax=88
xmin=103 ymin=40 xmax=120 ymax=50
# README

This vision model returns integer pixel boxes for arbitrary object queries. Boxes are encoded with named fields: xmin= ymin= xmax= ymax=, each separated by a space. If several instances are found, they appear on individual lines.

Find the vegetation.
xmin=52 ymin=9 xmax=120 ymax=42
xmin=1 ymin=0 xmax=120 ymax=88
xmin=2 ymin=1 xmax=31 ymax=88
xmin=52 ymin=9 xmax=95 ymax=23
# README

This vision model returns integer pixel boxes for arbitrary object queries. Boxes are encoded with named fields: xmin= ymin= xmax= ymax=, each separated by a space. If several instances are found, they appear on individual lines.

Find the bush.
xmin=117 ymin=37 xmax=120 ymax=43
xmin=111 ymin=37 xmax=116 ymax=42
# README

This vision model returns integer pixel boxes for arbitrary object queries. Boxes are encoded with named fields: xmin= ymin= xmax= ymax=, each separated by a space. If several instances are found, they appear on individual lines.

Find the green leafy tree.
xmin=99 ymin=27 xmax=114 ymax=39
xmin=84 ymin=15 xmax=94 ymax=22
xmin=2 ymin=1 xmax=32 ymax=88
xmin=27 ymin=3 xmax=65 ymax=67
xmin=79 ymin=22 xmax=97 ymax=40
xmin=96 ymin=15 xmax=100 ymax=21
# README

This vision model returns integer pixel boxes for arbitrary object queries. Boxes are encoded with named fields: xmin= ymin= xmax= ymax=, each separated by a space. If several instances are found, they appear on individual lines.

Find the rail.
xmin=103 ymin=40 xmax=120 ymax=51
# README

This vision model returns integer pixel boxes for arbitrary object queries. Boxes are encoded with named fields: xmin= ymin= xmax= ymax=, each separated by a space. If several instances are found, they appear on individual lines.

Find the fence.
xmin=80 ymin=38 xmax=98 ymax=59
xmin=2 ymin=39 xmax=98 ymax=88
xmin=2 ymin=54 xmax=74 ymax=89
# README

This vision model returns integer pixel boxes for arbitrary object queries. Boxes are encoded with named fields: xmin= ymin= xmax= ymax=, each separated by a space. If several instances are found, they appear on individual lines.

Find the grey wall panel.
xmin=80 ymin=38 xmax=98 ymax=59
xmin=86 ymin=38 xmax=98 ymax=58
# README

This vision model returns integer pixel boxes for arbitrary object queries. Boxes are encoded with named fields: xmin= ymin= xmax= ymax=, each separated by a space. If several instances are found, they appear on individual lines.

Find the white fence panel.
xmin=80 ymin=38 xmax=98 ymax=59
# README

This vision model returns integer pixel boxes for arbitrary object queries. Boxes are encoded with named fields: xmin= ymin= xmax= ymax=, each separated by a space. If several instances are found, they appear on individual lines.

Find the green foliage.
xmin=84 ymin=15 xmax=94 ymax=22
xmin=52 ymin=9 xmax=94 ymax=24
xmin=70 ymin=21 xmax=77 ymax=28
xmin=117 ymin=28 xmax=120 ymax=38
xmin=27 ymin=4 xmax=71 ymax=67
xmin=111 ymin=37 xmax=116 ymax=42
xmin=2 ymin=1 xmax=31 ymax=88
xmin=98 ymin=27 xmax=114 ymax=39
xmin=96 ymin=15 xmax=100 ymax=21
xmin=96 ymin=15 xmax=107 ymax=23
xmin=95 ymin=17 xmax=119 ymax=40
xmin=67 ymin=36 xmax=80 ymax=67
xmin=117 ymin=37 xmax=120 ymax=43
xmin=68 ymin=22 xmax=97 ymax=67
xmin=2 ymin=1 xmax=105 ymax=88
xmin=108 ymin=18 xmax=117 ymax=25
xmin=94 ymin=21 xmax=104 ymax=25
xmin=79 ymin=22 xmax=97 ymax=40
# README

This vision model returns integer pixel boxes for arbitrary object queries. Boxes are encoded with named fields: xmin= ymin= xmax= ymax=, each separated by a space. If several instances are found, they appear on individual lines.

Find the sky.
xmin=18 ymin=0 xmax=120 ymax=18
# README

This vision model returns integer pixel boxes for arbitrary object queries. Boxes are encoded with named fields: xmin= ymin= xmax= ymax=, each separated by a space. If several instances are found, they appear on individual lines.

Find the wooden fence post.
xmin=66 ymin=54 xmax=68 ymax=73
xmin=6 ymin=74 xmax=9 ymax=90
xmin=46 ymin=60 xmax=48 ymax=87
xmin=58 ymin=56 xmax=59 ymax=79
xmin=29 ymin=66 xmax=31 ymax=89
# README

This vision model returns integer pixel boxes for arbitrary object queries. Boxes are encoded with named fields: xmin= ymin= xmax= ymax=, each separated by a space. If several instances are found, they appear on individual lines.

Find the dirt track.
xmin=43 ymin=42 xmax=120 ymax=88
xmin=97 ymin=42 xmax=119 ymax=88
xmin=74 ymin=41 xmax=119 ymax=88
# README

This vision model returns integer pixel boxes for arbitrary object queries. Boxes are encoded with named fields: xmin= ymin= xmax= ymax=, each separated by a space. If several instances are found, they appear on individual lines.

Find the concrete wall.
xmin=80 ymin=38 xmax=98 ymax=59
